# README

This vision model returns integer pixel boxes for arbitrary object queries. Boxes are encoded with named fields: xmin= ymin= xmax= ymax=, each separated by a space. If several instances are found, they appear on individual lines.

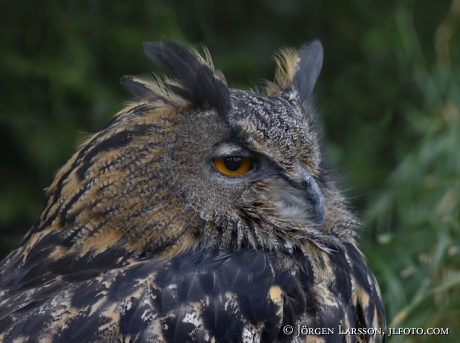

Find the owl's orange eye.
xmin=213 ymin=156 xmax=253 ymax=176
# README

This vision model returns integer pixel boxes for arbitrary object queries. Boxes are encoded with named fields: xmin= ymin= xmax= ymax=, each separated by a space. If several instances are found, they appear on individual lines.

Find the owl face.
xmin=164 ymin=88 xmax=325 ymax=234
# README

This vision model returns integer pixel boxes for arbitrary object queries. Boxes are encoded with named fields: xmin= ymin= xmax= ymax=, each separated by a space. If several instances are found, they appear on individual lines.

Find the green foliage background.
xmin=0 ymin=0 xmax=459 ymax=341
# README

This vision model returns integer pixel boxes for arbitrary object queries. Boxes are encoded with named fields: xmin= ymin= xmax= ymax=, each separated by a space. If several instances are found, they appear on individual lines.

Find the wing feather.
xmin=0 ymin=246 xmax=385 ymax=342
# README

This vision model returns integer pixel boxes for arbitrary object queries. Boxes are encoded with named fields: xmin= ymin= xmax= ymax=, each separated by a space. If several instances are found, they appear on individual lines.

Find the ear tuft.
xmin=272 ymin=48 xmax=299 ymax=91
xmin=267 ymin=40 xmax=323 ymax=105
xmin=293 ymin=40 xmax=323 ymax=104
xmin=142 ymin=40 xmax=231 ymax=115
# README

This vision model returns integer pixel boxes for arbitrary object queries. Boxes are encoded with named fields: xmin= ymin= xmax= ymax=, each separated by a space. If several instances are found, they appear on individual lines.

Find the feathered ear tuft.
xmin=140 ymin=40 xmax=231 ymax=115
xmin=267 ymin=40 xmax=323 ymax=106
xmin=294 ymin=41 xmax=323 ymax=104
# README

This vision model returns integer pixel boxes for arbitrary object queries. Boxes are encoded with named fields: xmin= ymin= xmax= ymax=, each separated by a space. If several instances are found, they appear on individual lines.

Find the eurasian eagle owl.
xmin=0 ymin=40 xmax=386 ymax=342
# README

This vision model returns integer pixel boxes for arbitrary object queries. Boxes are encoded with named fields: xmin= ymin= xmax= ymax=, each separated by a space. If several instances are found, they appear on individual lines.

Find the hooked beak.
xmin=268 ymin=166 xmax=325 ymax=228
xmin=299 ymin=166 xmax=326 ymax=227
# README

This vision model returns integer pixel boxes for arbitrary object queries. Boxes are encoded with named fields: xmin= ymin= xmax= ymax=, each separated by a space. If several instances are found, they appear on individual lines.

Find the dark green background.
xmin=1 ymin=0 xmax=459 ymax=341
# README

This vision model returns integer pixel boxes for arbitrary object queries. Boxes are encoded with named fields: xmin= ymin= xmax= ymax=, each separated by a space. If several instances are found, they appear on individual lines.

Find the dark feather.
xmin=143 ymin=40 xmax=231 ymax=115
xmin=293 ymin=40 xmax=323 ymax=104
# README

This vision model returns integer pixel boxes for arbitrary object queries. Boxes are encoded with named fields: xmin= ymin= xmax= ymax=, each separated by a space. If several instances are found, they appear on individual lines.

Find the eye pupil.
xmin=213 ymin=155 xmax=252 ymax=176
xmin=224 ymin=157 xmax=242 ymax=171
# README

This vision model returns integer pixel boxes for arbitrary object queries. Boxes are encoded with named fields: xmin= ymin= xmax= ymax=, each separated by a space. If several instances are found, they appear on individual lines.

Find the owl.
xmin=0 ymin=40 xmax=386 ymax=342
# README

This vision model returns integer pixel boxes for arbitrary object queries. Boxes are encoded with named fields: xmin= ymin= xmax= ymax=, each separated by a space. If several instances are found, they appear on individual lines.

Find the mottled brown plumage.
xmin=0 ymin=40 xmax=386 ymax=342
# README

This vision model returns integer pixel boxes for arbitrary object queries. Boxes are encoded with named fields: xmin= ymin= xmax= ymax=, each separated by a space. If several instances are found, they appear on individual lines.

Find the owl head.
xmin=31 ymin=40 xmax=358 ymax=262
